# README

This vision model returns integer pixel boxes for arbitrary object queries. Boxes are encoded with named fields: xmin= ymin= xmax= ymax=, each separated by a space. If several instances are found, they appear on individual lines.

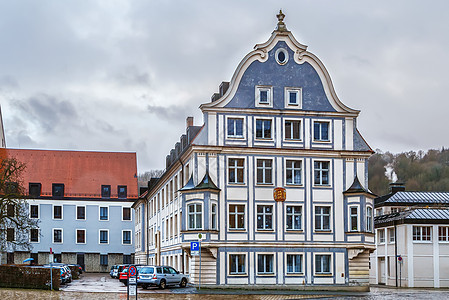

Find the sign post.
xmin=127 ymin=265 xmax=138 ymax=300
xmin=397 ymin=255 xmax=403 ymax=287
xmin=198 ymin=233 xmax=203 ymax=290
xmin=49 ymin=248 xmax=53 ymax=291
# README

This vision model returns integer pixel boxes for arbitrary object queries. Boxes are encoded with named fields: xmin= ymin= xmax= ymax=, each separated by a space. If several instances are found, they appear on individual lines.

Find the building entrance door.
xmin=77 ymin=254 xmax=85 ymax=271
xmin=379 ymin=257 xmax=386 ymax=284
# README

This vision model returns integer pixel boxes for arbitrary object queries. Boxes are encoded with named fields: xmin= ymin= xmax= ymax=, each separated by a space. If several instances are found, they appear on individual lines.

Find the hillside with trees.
xmin=368 ymin=148 xmax=449 ymax=196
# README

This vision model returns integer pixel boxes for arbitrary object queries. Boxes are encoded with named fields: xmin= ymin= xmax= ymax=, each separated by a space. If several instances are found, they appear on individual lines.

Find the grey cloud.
xmin=147 ymin=104 xmax=190 ymax=121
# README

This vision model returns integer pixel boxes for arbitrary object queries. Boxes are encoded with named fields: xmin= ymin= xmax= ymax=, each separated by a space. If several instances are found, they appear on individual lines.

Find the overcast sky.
xmin=1 ymin=0 xmax=448 ymax=172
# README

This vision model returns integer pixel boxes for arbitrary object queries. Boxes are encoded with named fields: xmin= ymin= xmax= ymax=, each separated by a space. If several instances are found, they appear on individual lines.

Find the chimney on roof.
xmin=219 ymin=81 xmax=230 ymax=97
xmin=186 ymin=117 xmax=194 ymax=128
xmin=390 ymin=182 xmax=405 ymax=194
xmin=211 ymin=93 xmax=220 ymax=102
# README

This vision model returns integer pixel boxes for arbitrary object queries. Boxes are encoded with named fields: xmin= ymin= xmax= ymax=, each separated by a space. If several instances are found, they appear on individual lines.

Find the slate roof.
xmin=0 ymin=148 xmax=138 ymax=199
xmin=344 ymin=175 xmax=376 ymax=197
xmin=375 ymin=208 xmax=449 ymax=227
xmin=375 ymin=191 xmax=449 ymax=207
xmin=179 ymin=172 xmax=220 ymax=192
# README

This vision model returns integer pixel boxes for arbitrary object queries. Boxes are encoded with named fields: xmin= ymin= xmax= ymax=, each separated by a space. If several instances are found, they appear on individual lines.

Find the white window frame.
xmin=29 ymin=228 xmax=40 ymax=243
xmin=228 ymin=203 xmax=246 ymax=231
xmin=187 ymin=202 xmax=203 ymax=230
xmin=439 ymin=226 xmax=449 ymax=242
xmin=256 ymin=253 xmax=275 ymax=275
xmin=226 ymin=116 xmax=246 ymax=139
xmin=99 ymin=229 xmax=109 ymax=245
xmin=378 ymin=229 xmax=385 ymax=244
xmin=313 ymin=159 xmax=331 ymax=187
xmin=413 ymin=226 xmax=432 ymax=242
xmin=366 ymin=206 xmax=373 ymax=232
xmin=76 ymin=205 xmax=86 ymax=220
xmin=228 ymin=253 xmax=247 ymax=276
xmin=256 ymin=204 xmax=274 ymax=231
xmin=349 ymin=206 xmax=358 ymax=232
xmin=256 ymin=158 xmax=273 ymax=185
xmin=29 ymin=204 xmax=40 ymax=219
xmin=255 ymin=118 xmax=274 ymax=140
xmin=314 ymin=205 xmax=332 ymax=232
xmin=285 ymin=159 xmax=303 ymax=186
xmin=99 ymin=206 xmax=109 ymax=221
xmin=53 ymin=228 xmax=63 ymax=244
xmin=76 ymin=229 xmax=86 ymax=244
xmin=228 ymin=157 xmax=246 ymax=185
xmin=312 ymin=120 xmax=332 ymax=143
xmin=388 ymin=227 xmax=395 ymax=243
xmin=122 ymin=230 xmax=132 ymax=245
xmin=286 ymin=205 xmax=302 ymax=231
xmin=255 ymin=85 xmax=273 ymax=107
xmin=122 ymin=206 xmax=132 ymax=221
xmin=211 ymin=202 xmax=217 ymax=230
xmin=285 ymin=253 xmax=304 ymax=274
xmin=284 ymin=87 xmax=302 ymax=108
xmin=52 ymin=204 xmax=63 ymax=220
xmin=283 ymin=118 xmax=302 ymax=141
xmin=314 ymin=253 xmax=333 ymax=275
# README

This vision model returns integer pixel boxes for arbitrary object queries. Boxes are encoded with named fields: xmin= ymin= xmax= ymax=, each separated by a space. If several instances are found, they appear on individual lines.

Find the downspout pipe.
xmin=395 ymin=221 xmax=398 ymax=287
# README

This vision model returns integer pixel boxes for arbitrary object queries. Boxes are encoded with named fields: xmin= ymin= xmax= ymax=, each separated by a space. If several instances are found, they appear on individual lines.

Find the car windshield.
xmin=139 ymin=267 xmax=154 ymax=274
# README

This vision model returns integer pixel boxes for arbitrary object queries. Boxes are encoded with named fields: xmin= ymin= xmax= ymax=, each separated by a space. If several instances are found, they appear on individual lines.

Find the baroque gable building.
xmin=134 ymin=11 xmax=374 ymax=290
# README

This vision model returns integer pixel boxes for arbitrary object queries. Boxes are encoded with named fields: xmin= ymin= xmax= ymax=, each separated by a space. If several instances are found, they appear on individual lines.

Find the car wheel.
xmin=142 ymin=284 xmax=148 ymax=289
xmin=180 ymin=278 xmax=187 ymax=288
xmin=159 ymin=279 xmax=166 ymax=289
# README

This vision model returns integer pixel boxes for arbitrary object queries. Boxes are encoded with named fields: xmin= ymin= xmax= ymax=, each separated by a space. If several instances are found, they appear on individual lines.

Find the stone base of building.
xmin=195 ymin=284 xmax=370 ymax=292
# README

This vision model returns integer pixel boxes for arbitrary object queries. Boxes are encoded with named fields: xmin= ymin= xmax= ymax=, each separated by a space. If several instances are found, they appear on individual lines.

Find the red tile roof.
xmin=0 ymin=148 xmax=138 ymax=199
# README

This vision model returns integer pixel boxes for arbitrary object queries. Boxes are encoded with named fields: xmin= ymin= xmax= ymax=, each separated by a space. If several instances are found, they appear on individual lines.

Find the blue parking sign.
xmin=191 ymin=241 xmax=199 ymax=251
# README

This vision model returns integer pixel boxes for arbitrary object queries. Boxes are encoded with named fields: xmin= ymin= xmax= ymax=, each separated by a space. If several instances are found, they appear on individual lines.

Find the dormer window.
xmin=29 ymin=183 xmax=41 ymax=198
xmin=101 ymin=185 xmax=111 ymax=198
xmin=285 ymin=87 xmax=302 ymax=108
xmin=118 ymin=185 xmax=127 ymax=199
xmin=255 ymin=86 xmax=273 ymax=107
xmin=52 ymin=184 xmax=64 ymax=198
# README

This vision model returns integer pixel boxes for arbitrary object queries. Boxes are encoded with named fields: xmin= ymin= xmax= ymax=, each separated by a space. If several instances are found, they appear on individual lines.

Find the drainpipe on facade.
xmin=395 ymin=221 xmax=398 ymax=287
xmin=146 ymin=199 xmax=149 ymax=265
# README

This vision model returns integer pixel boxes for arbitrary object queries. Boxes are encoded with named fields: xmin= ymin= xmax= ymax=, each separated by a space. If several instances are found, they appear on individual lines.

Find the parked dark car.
xmin=110 ymin=265 xmax=119 ymax=278
xmin=137 ymin=266 xmax=188 ymax=289
xmin=68 ymin=264 xmax=83 ymax=274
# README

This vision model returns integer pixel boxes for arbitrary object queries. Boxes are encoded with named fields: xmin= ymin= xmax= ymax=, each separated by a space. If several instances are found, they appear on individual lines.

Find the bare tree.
xmin=0 ymin=157 xmax=38 ymax=260
xmin=138 ymin=169 xmax=164 ymax=187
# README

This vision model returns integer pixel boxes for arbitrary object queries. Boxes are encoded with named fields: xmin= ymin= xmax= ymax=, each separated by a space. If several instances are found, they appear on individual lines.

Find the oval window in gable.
xmin=275 ymin=48 xmax=288 ymax=65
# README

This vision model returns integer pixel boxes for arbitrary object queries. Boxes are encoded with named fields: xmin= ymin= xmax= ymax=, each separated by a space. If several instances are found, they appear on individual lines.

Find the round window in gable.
xmin=275 ymin=48 xmax=289 ymax=65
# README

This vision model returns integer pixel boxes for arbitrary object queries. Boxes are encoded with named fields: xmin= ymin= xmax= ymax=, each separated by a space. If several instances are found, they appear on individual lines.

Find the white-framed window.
xmin=388 ymin=228 xmax=395 ymax=243
xmin=257 ymin=205 xmax=273 ymax=230
xmin=413 ymin=226 xmax=432 ymax=242
xmin=314 ymin=206 xmax=331 ymax=231
xmin=53 ymin=205 xmax=63 ymax=220
xmin=255 ymin=119 xmax=272 ymax=139
xmin=439 ymin=226 xmax=449 ymax=242
xmin=286 ymin=254 xmax=303 ymax=274
xmin=275 ymin=48 xmax=289 ymax=65
xmin=99 ymin=229 xmax=109 ymax=244
xmin=257 ymin=254 xmax=274 ymax=274
xmin=315 ymin=254 xmax=332 ymax=275
xmin=99 ymin=206 xmax=108 ymax=221
xmin=187 ymin=203 xmax=202 ymax=230
xmin=76 ymin=206 xmax=86 ymax=220
xmin=122 ymin=207 xmax=131 ymax=221
xmin=53 ymin=228 xmax=63 ymax=243
xmin=30 ymin=228 xmax=39 ymax=243
xmin=286 ymin=206 xmax=302 ymax=230
xmin=227 ymin=117 xmax=244 ymax=138
xmin=350 ymin=206 xmax=358 ymax=231
xmin=228 ymin=158 xmax=245 ymax=184
xmin=122 ymin=230 xmax=132 ymax=245
xmin=29 ymin=204 xmax=39 ymax=219
xmin=211 ymin=203 xmax=217 ymax=230
xmin=284 ymin=87 xmax=302 ymax=108
xmin=256 ymin=159 xmax=273 ymax=184
xmin=314 ymin=161 xmax=330 ymax=186
xmin=286 ymin=160 xmax=302 ymax=185
xmin=76 ymin=229 xmax=86 ymax=244
xmin=229 ymin=254 xmax=246 ymax=275
xmin=229 ymin=204 xmax=245 ymax=230
xmin=255 ymin=86 xmax=273 ymax=107
xmin=378 ymin=229 xmax=385 ymax=244
xmin=313 ymin=121 xmax=331 ymax=142
xmin=366 ymin=206 xmax=373 ymax=232
xmin=284 ymin=119 xmax=301 ymax=141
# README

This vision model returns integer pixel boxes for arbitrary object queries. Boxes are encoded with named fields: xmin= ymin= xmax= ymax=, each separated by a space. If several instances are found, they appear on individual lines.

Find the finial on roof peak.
xmin=276 ymin=9 xmax=287 ymax=32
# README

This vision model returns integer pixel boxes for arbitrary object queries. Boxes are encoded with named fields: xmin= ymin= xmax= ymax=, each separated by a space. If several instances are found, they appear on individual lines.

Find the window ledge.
xmin=286 ymin=273 xmax=304 ymax=276
xmin=256 ymin=273 xmax=276 ymax=277
xmin=228 ymin=273 xmax=248 ymax=277
xmin=286 ymin=230 xmax=304 ymax=233
xmin=314 ymin=273 xmax=333 ymax=277
xmin=229 ymin=229 xmax=247 ymax=232
xmin=314 ymin=230 xmax=332 ymax=233
xmin=256 ymin=229 xmax=275 ymax=232
xmin=285 ymin=184 xmax=303 ymax=187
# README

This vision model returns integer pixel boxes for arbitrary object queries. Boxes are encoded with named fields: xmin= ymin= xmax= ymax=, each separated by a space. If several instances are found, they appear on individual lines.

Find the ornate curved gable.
xmin=200 ymin=11 xmax=359 ymax=115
